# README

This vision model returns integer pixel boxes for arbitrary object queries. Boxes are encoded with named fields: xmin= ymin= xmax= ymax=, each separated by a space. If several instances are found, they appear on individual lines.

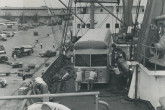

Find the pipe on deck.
xmin=155 ymin=15 xmax=165 ymax=21
xmin=0 ymin=92 xmax=100 ymax=100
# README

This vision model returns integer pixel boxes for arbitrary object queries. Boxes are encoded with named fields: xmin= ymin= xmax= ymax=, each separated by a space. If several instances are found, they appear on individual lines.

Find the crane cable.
xmin=75 ymin=3 xmax=89 ymax=37
xmin=60 ymin=0 xmax=73 ymax=51
xmin=42 ymin=0 xmax=60 ymax=50
xmin=133 ymin=0 xmax=141 ymax=34
xmin=97 ymin=5 xmax=116 ymax=28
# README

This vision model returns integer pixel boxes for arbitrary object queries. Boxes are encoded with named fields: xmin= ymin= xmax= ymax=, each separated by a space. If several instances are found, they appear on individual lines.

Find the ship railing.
xmin=0 ymin=92 xmax=110 ymax=110
xmin=141 ymin=44 xmax=159 ymax=72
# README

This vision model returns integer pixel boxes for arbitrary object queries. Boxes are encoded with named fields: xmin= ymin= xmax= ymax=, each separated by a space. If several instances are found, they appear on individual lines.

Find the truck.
xmin=12 ymin=45 xmax=33 ymax=58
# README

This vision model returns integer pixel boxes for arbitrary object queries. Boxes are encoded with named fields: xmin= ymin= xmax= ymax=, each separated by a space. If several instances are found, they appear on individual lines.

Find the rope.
xmin=97 ymin=5 xmax=115 ymax=28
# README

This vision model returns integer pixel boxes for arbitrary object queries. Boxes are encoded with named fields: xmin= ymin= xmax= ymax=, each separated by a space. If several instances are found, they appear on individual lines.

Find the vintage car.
xmin=0 ymin=78 xmax=7 ymax=88
xmin=0 ymin=55 xmax=8 ymax=62
xmin=2 ymin=31 xmax=15 ymax=37
xmin=17 ymin=67 xmax=33 ymax=78
xmin=11 ymin=62 xmax=23 ymax=68
xmin=39 ymin=50 xmax=56 ymax=57
xmin=0 ymin=34 xmax=7 ymax=41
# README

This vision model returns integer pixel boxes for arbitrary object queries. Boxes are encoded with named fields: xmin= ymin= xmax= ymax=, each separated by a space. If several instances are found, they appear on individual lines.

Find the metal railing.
xmin=140 ymin=44 xmax=158 ymax=72
xmin=0 ymin=92 xmax=110 ymax=110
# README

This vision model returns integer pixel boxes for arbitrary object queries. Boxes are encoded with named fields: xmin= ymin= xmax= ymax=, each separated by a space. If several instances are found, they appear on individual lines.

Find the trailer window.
xmin=91 ymin=54 xmax=107 ymax=66
xmin=75 ymin=54 xmax=90 ymax=66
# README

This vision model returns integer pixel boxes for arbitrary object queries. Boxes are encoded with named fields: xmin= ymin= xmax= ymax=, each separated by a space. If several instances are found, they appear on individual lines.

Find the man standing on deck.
xmin=60 ymin=70 xmax=70 ymax=91
xmin=75 ymin=68 xmax=82 ymax=92
xmin=113 ymin=64 xmax=123 ymax=90
xmin=87 ymin=69 xmax=97 ymax=91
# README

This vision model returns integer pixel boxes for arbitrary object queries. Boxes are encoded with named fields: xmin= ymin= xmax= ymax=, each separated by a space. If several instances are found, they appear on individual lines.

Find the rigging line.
xmin=115 ymin=3 xmax=119 ymax=34
xmin=75 ymin=16 xmax=90 ymax=37
xmin=74 ymin=2 xmax=77 ymax=37
xmin=75 ymin=3 xmax=89 ymax=36
xmin=97 ymin=5 xmax=115 ymax=28
xmin=43 ymin=0 xmax=59 ymax=49
xmin=97 ymin=14 xmax=110 ymax=28
xmin=47 ymin=0 xmax=58 ymax=45
xmin=62 ymin=0 xmax=73 ymax=46
xmin=133 ymin=0 xmax=141 ymax=34
xmin=160 ymin=0 xmax=165 ymax=15
xmin=43 ymin=0 xmax=47 ymax=6
xmin=43 ymin=0 xmax=69 ymax=50
xmin=98 ymin=10 xmax=116 ymax=28
xmin=48 ymin=0 xmax=53 ymax=9
xmin=47 ymin=1 xmax=66 ymax=34
xmin=62 ymin=0 xmax=72 ymax=39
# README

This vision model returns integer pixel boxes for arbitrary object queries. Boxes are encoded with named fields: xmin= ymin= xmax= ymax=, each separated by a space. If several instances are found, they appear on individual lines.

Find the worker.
xmin=52 ymin=44 xmax=55 ymax=49
xmin=36 ymin=39 xmax=38 ymax=43
xmin=40 ymin=42 xmax=43 ymax=49
xmin=32 ymin=77 xmax=49 ymax=94
xmin=41 ymin=104 xmax=51 ymax=110
xmin=87 ymin=69 xmax=97 ymax=91
xmin=13 ymin=53 xmax=17 ymax=61
xmin=113 ymin=64 xmax=122 ymax=90
xmin=60 ymin=70 xmax=70 ymax=91
xmin=1 ymin=78 xmax=7 ymax=87
xmin=22 ymin=74 xmax=26 ymax=80
xmin=75 ymin=68 xmax=82 ymax=92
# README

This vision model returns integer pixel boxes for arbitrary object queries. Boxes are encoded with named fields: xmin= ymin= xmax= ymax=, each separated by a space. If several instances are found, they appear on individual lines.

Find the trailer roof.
xmin=74 ymin=29 xmax=111 ymax=49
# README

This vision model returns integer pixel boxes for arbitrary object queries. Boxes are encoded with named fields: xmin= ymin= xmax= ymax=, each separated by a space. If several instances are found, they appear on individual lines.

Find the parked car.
xmin=0 ymin=34 xmax=7 ymax=41
xmin=11 ymin=62 xmax=23 ymax=68
xmin=28 ymin=63 xmax=35 ymax=69
xmin=2 ymin=31 xmax=15 ymax=37
xmin=39 ymin=50 xmax=56 ymax=57
xmin=0 ymin=55 xmax=8 ymax=62
xmin=0 ymin=45 xmax=7 ymax=62
xmin=0 ymin=44 xmax=6 ymax=54
xmin=17 ymin=67 xmax=30 ymax=76
xmin=0 ymin=78 xmax=7 ymax=88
